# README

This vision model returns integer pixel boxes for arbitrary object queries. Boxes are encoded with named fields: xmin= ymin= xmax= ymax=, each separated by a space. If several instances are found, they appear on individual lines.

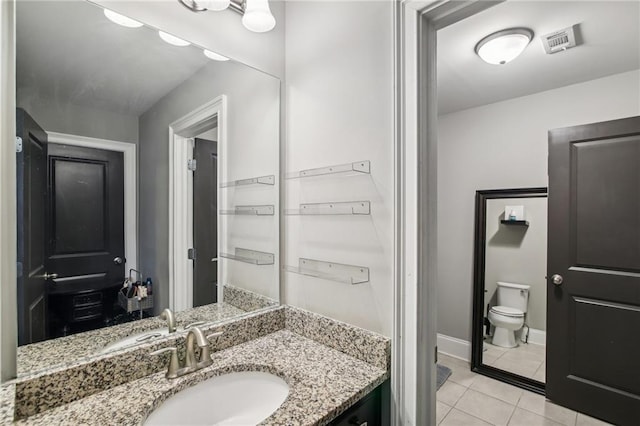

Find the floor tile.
xmin=437 ymin=401 xmax=453 ymax=424
xmin=518 ymin=392 xmax=577 ymax=426
xmin=509 ymin=407 xmax=563 ymax=426
xmin=576 ymin=413 xmax=613 ymax=426
xmin=437 ymin=381 xmax=467 ymax=406
xmin=455 ymin=389 xmax=516 ymax=426
xmin=532 ymin=363 xmax=546 ymax=382
xmin=470 ymin=375 xmax=523 ymax=405
xmin=441 ymin=408 xmax=492 ymax=426
xmin=493 ymin=356 xmax=541 ymax=378
xmin=448 ymin=365 xmax=478 ymax=388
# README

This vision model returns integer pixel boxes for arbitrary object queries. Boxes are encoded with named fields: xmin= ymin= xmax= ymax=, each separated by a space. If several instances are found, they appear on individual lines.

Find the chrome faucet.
xmin=150 ymin=327 xmax=223 ymax=379
xmin=159 ymin=308 xmax=176 ymax=333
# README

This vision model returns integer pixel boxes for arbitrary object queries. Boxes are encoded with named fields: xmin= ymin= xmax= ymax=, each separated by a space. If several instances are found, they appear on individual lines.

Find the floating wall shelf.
xmin=285 ymin=258 xmax=370 ymax=284
xmin=500 ymin=220 xmax=530 ymax=226
xmin=286 ymin=160 xmax=371 ymax=180
xmin=220 ymin=175 xmax=275 ymax=188
xmin=220 ymin=205 xmax=275 ymax=216
xmin=285 ymin=201 xmax=370 ymax=216
xmin=220 ymin=248 xmax=274 ymax=265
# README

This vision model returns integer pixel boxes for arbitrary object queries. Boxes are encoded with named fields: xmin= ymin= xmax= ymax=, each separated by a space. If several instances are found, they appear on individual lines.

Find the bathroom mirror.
xmin=471 ymin=187 xmax=547 ymax=394
xmin=15 ymin=0 xmax=280 ymax=377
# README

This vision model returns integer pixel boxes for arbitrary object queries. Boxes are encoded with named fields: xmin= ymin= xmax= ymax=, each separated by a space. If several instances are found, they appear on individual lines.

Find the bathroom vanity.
xmin=1 ymin=306 xmax=390 ymax=425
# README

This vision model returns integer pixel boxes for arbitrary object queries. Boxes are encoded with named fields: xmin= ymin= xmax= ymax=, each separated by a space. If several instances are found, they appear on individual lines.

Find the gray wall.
xmin=437 ymin=70 xmax=640 ymax=342
xmin=138 ymin=60 xmax=280 ymax=313
xmin=16 ymin=92 xmax=139 ymax=143
xmin=484 ymin=197 xmax=547 ymax=331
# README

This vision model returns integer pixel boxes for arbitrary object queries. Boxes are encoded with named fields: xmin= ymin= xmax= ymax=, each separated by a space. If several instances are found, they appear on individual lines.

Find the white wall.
xmin=485 ymin=197 xmax=547 ymax=331
xmin=92 ymin=0 xmax=285 ymax=79
xmin=16 ymin=92 xmax=139 ymax=143
xmin=138 ymin=60 xmax=280 ymax=314
xmin=437 ymin=69 xmax=640 ymax=342
xmin=284 ymin=1 xmax=395 ymax=336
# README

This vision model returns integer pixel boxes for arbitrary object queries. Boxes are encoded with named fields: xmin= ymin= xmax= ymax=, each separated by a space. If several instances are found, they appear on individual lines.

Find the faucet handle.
xmin=206 ymin=331 xmax=224 ymax=341
xmin=149 ymin=346 xmax=180 ymax=379
xmin=184 ymin=321 xmax=206 ymax=330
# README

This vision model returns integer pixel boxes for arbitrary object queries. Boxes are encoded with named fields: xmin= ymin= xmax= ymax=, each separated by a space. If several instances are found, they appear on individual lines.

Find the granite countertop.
xmin=17 ymin=303 xmax=246 ymax=377
xmin=14 ymin=329 xmax=388 ymax=426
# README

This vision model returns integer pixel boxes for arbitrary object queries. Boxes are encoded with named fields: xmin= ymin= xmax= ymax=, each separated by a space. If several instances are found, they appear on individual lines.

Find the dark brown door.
xmin=46 ymin=144 xmax=125 ymax=297
xmin=16 ymin=108 xmax=48 ymax=345
xmin=547 ymin=116 xmax=640 ymax=425
xmin=193 ymin=138 xmax=218 ymax=307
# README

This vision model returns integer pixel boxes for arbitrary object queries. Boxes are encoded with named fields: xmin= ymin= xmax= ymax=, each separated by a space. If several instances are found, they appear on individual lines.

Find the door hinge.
xmin=15 ymin=136 xmax=23 ymax=153
xmin=187 ymin=158 xmax=197 ymax=171
xmin=435 ymin=346 xmax=438 ymax=363
xmin=187 ymin=248 xmax=196 ymax=260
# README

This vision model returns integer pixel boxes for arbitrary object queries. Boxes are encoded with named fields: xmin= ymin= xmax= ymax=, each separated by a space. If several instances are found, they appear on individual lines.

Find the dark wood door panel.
xmin=572 ymin=136 xmax=640 ymax=272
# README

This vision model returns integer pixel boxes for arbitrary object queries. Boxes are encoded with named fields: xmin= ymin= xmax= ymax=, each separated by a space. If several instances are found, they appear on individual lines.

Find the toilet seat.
xmin=490 ymin=306 xmax=524 ymax=318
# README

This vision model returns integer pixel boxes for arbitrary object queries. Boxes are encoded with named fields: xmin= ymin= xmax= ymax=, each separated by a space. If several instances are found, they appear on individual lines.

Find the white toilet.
xmin=488 ymin=281 xmax=530 ymax=348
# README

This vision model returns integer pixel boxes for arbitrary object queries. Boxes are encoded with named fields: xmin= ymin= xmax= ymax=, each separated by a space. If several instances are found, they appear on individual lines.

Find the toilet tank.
xmin=496 ymin=282 xmax=530 ymax=312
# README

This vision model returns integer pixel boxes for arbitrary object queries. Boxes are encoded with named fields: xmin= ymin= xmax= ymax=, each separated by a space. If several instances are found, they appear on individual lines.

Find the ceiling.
xmin=437 ymin=1 xmax=640 ymax=115
xmin=17 ymin=1 xmax=216 ymax=117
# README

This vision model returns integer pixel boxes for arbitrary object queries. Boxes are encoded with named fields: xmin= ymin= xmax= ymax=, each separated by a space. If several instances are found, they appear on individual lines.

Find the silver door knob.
xmin=551 ymin=274 xmax=563 ymax=286
xmin=42 ymin=272 xmax=58 ymax=280
xmin=113 ymin=256 xmax=124 ymax=265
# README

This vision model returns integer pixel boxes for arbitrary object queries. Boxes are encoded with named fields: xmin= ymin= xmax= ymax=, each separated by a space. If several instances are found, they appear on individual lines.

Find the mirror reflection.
xmin=480 ymin=190 xmax=547 ymax=383
xmin=16 ymin=0 xmax=280 ymax=376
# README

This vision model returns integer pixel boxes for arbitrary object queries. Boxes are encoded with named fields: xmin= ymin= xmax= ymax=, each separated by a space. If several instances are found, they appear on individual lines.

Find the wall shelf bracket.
xmin=220 ymin=205 xmax=275 ymax=216
xmin=285 ymin=200 xmax=370 ymax=216
xmin=220 ymin=175 xmax=275 ymax=188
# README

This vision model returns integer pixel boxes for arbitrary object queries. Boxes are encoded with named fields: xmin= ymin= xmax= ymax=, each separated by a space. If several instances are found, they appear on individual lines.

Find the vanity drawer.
xmin=73 ymin=292 xmax=103 ymax=307
xmin=330 ymin=380 xmax=388 ymax=426
xmin=72 ymin=304 xmax=103 ymax=321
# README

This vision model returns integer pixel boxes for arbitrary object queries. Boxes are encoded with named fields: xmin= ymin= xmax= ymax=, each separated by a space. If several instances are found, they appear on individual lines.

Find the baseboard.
xmin=437 ymin=333 xmax=471 ymax=362
xmin=526 ymin=327 xmax=546 ymax=346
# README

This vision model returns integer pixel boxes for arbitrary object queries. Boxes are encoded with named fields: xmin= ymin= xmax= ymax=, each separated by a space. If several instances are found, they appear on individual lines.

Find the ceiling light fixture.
xmin=475 ymin=28 xmax=533 ymax=65
xmin=158 ymin=31 xmax=191 ymax=47
xmin=178 ymin=0 xmax=276 ymax=33
xmin=204 ymin=50 xmax=230 ymax=61
xmin=103 ymin=9 xmax=144 ymax=28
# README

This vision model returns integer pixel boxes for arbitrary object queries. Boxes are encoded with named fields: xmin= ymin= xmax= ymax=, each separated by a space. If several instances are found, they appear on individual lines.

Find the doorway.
xmin=16 ymin=109 xmax=137 ymax=343
xmin=169 ymin=96 xmax=226 ymax=312
xmin=398 ymin=0 xmax=640 ymax=424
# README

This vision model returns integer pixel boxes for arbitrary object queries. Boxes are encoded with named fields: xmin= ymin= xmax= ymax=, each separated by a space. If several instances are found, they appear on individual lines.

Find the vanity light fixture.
xmin=241 ymin=0 xmax=276 ymax=33
xmin=158 ymin=31 xmax=191 ymax=47
xmin=178 ymin=0 xmax=276 ymax=33
xmin=204 ymin=50 xmax=230 ymax=61
xmin=103 ymin=9 xmax=144 ymax=28
xmin=475 ymin=28 xmax=533 ymax=65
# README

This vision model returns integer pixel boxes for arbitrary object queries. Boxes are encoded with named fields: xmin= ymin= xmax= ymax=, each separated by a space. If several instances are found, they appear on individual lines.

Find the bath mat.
xmin=437 ymin=364 xmax=452 ymax=390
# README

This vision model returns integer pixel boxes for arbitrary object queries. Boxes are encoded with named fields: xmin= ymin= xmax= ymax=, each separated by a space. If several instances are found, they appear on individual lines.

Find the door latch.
xmin=188 ymin=248 xmax=196 ymax=260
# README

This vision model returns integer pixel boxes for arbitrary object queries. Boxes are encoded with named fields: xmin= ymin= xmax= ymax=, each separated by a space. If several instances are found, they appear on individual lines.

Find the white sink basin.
xmin=144 ymin=371 xmax=289 ymax=426
xmin=100 ymin=328 xmax=170 ymax=353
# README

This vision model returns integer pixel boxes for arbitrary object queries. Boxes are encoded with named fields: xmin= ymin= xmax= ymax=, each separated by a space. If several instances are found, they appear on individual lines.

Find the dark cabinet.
xmin=330 ymin=380 xmax=389 ymax=426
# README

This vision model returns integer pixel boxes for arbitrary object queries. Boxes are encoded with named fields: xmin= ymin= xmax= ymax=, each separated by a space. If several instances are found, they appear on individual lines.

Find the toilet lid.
xmin=490 ymin=306 xmax=524 ymax=318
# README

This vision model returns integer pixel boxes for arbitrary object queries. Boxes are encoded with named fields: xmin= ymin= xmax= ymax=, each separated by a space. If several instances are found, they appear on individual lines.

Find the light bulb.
xmin=204 ymin=50 xmax=230 ymax=61
xmin=103 ymin=9 xmax=143 ymax=28
xmin=242 ymin=0 xmax=276 ymax=33
xmin=196 ymin=0 xmax=230 ymax=12
xmin=158 ymin=31 xmax=191 ymax=47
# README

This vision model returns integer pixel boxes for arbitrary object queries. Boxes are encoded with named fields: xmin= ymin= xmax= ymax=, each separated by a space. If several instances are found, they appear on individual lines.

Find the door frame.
xmin=46 ymin=132 xmax=138 ymax=275
xmin=168 ymin=96 xmax=226 ymax=312
xmin=395 ymin=1 xmax=504 ymax=424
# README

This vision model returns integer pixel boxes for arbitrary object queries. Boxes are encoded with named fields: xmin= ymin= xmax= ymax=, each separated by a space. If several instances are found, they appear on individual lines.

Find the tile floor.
xmin=436 ymin=353 xmax=613 ymax=426
xmin=483 ymin=338 xmax=546 ymax=382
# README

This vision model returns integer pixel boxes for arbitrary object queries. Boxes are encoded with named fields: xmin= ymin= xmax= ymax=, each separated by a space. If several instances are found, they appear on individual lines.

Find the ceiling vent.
xmin=541 ymin=25 xmax=578 ymax=54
